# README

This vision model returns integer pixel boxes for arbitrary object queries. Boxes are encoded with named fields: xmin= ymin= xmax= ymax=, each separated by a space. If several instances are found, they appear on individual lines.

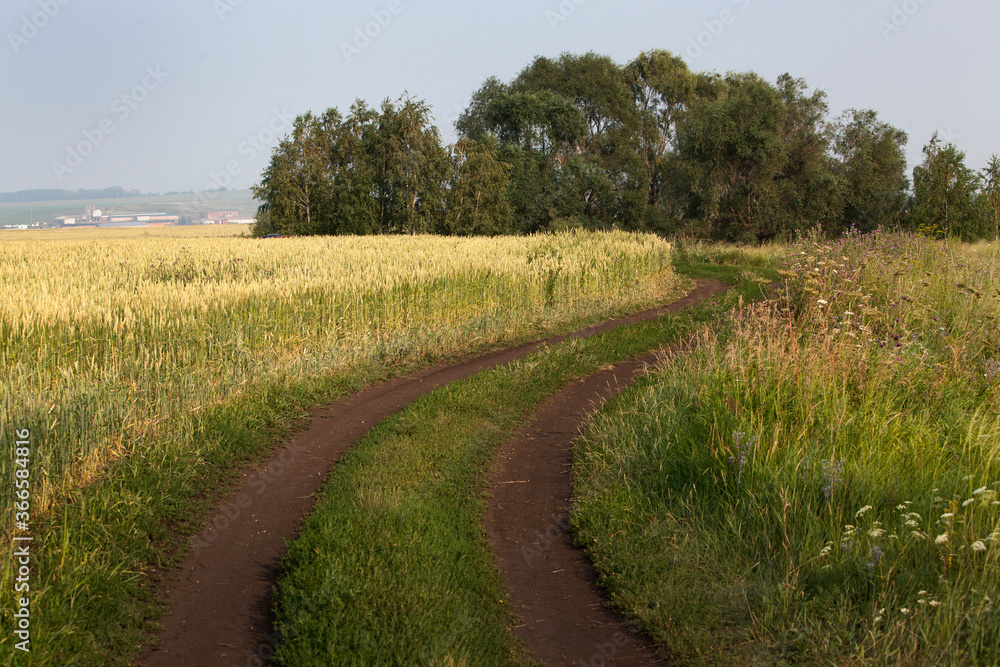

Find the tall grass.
xmin=572 ymin=231 xmax=1000 ymax=664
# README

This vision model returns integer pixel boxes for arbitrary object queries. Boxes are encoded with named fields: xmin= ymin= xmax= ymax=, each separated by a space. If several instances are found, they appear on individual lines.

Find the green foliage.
xmin=253 ymin=51 xmax=994 ymax=242
xmin=829 ymin=109 xmax=909 ymax=233
xmin=439 ymin=138 xmax=512 ymax=235
xmin=252 ymin=97 xmax=451 ymax=236
xmin=674 ymin=73 xmax=841 ymax=242
xmin=911 ymin=134 xmax=987 ymax=241
xmin=979 ymin=154 xmax=1000 ymax=240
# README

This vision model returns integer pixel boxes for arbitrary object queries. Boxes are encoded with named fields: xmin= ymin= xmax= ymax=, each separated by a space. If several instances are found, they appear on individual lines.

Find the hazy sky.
xmin=2 ymin=0 xmax=998 ymax=194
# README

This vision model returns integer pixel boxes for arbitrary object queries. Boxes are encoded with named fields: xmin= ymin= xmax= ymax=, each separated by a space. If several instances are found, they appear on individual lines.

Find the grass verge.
xmin=571 ymin=231 xmax=1000 ymax=664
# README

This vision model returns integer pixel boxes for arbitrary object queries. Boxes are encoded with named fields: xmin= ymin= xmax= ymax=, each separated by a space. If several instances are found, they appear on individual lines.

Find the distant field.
xmin=0 ymin=189 xmax=257 ymax=227
xmin=0 ymin=224 xmax=249 ymax=242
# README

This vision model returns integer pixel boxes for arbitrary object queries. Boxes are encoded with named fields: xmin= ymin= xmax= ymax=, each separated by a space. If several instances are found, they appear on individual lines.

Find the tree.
xmin=440 ymin=138 xmax=512 ymax=235
xmin=911 ymin=134 xmax=984 ymax=240
xmin=829 ymin=109 xmax=909 ymax=233
xmin=675 ymin=72 xmax=788 ymax=241
xmin=252 ymin=111 xmax=332 ymax=235
xmin=771 ymin=74 xmax=841 ymax=237
xmin=457 ymin=52 xmax=645 ymax=231
xmin=366 ymin=96 xmax=449 ymax=234
xmin=625 ymin=50 xmax=695 ymax=208
xmin=253 ymin=97 xmax=449 ymax=236
xmin=979 ymin=155 xmax=1000 ymax=240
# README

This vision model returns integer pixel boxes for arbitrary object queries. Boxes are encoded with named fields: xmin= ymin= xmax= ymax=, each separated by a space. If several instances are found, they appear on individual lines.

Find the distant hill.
xmin=0 ymin=187 xmax=147 ymax=203
xmin=0 ymin=189 xmax=256 ymax=228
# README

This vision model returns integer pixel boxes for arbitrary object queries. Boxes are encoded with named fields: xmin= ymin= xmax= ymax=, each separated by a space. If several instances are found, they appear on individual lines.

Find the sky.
xmin=2 ymin=0 xmax=998 ymax=195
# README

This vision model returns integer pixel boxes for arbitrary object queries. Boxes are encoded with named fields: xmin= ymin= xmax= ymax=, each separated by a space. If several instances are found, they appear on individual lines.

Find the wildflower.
xmin=941 ymin=513 xmax=954 ymax=520
xmin=972 ymin=541 xmax=988 ymax=553
xmin=869 ymin=528 xmax=886 ymax=539
xmin=973 ymin=486 xmax=988 ymax=496
xmin=856 ymin=505 xmax=873 ymax=519
xmin=728 ymin=431 xmax=753 ymax=484
xmin=822 ymin=460 xmax=846 ymax=503
xmin=818 ymin=545 xmax=832 ymax=557
xmin=929 ymin=600 xmax=941 ymax=608
xmin=935 ymin=533 xmax=949 ymax=544
xmin=817 ymin=299 xmax=828 ymax=305
xmin=900 ymin=607 xmax=910 ymax=615
xmin=867 ymin=546 xmax=883 ymax=571
xmin=962 ymin=498 xmax=975 ymax=507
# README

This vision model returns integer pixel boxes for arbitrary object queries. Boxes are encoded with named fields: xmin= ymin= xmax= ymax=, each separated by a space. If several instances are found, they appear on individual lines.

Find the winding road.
xmin=138 ymin=279 xmax=727 ymax=666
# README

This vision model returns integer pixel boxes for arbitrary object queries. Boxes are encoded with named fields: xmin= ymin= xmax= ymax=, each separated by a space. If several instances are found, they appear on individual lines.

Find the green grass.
xmin=268 ymin=258 xmax=775 ymax=665
xmin=571 ymin=231 xmax=1000 ymax=664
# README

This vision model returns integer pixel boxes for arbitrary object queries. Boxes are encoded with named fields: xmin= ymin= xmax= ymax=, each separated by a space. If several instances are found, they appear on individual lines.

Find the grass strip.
xmin=270 ymin=264 xmax=773 ymax=665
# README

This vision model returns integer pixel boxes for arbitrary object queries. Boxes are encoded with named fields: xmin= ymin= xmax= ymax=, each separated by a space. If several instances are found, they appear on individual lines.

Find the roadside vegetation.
xmin=572 ymin=231 xmax=1000 ymax=664
xmin=0 ymin=227 xmax=683 ymax=664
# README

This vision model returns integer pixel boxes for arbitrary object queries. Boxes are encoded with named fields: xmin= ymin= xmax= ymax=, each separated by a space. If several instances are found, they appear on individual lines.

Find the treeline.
xmin=252 ymin=50 xmax=1000 ymax=242
xmin=0 ymin=187 xmax=144 ymax=203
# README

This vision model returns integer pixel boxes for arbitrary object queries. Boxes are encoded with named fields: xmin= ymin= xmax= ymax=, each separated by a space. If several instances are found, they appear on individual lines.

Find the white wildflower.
xmin=856 ymin=505 xmax=873 ymax=518
xmin=935 ymin=533 xmax=949 ymax=544
xmin=941 ymin=513 xmax=954 ymax=520
xmin=929 ymin=600 xmax=941 ymax=608
xmin=974 ymin=486 xmax=988 ymax=495
xmin=869 ymin=528 xmax=886 ymax=539
xmin=972 ymin=541 xmax=988 ymax=553
xmin=962 ymin=498 xmax=975 ymax=507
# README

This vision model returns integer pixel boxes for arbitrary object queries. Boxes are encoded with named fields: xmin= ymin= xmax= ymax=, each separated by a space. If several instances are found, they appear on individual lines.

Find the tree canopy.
xmin=253 ymin=50 xmax=996 ymax=242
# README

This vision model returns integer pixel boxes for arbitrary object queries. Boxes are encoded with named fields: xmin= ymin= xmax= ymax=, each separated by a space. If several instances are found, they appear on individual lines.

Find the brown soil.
xmin=484 ymin=286 xmax=728 ymax=666
xmin=137 ymin=280 xmax=726 ymax=666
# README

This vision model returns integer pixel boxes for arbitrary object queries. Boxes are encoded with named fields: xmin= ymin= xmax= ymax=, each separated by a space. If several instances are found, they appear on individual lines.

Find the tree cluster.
xmin=253 ymin=50 xmax=999 ymax=242
xmin=251 ymin=98 xmax=509 ymax=237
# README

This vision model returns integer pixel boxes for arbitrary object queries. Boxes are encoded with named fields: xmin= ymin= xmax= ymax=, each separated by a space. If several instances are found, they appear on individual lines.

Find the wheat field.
xmin=0 ymin=227 xmax=682 ymax=531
